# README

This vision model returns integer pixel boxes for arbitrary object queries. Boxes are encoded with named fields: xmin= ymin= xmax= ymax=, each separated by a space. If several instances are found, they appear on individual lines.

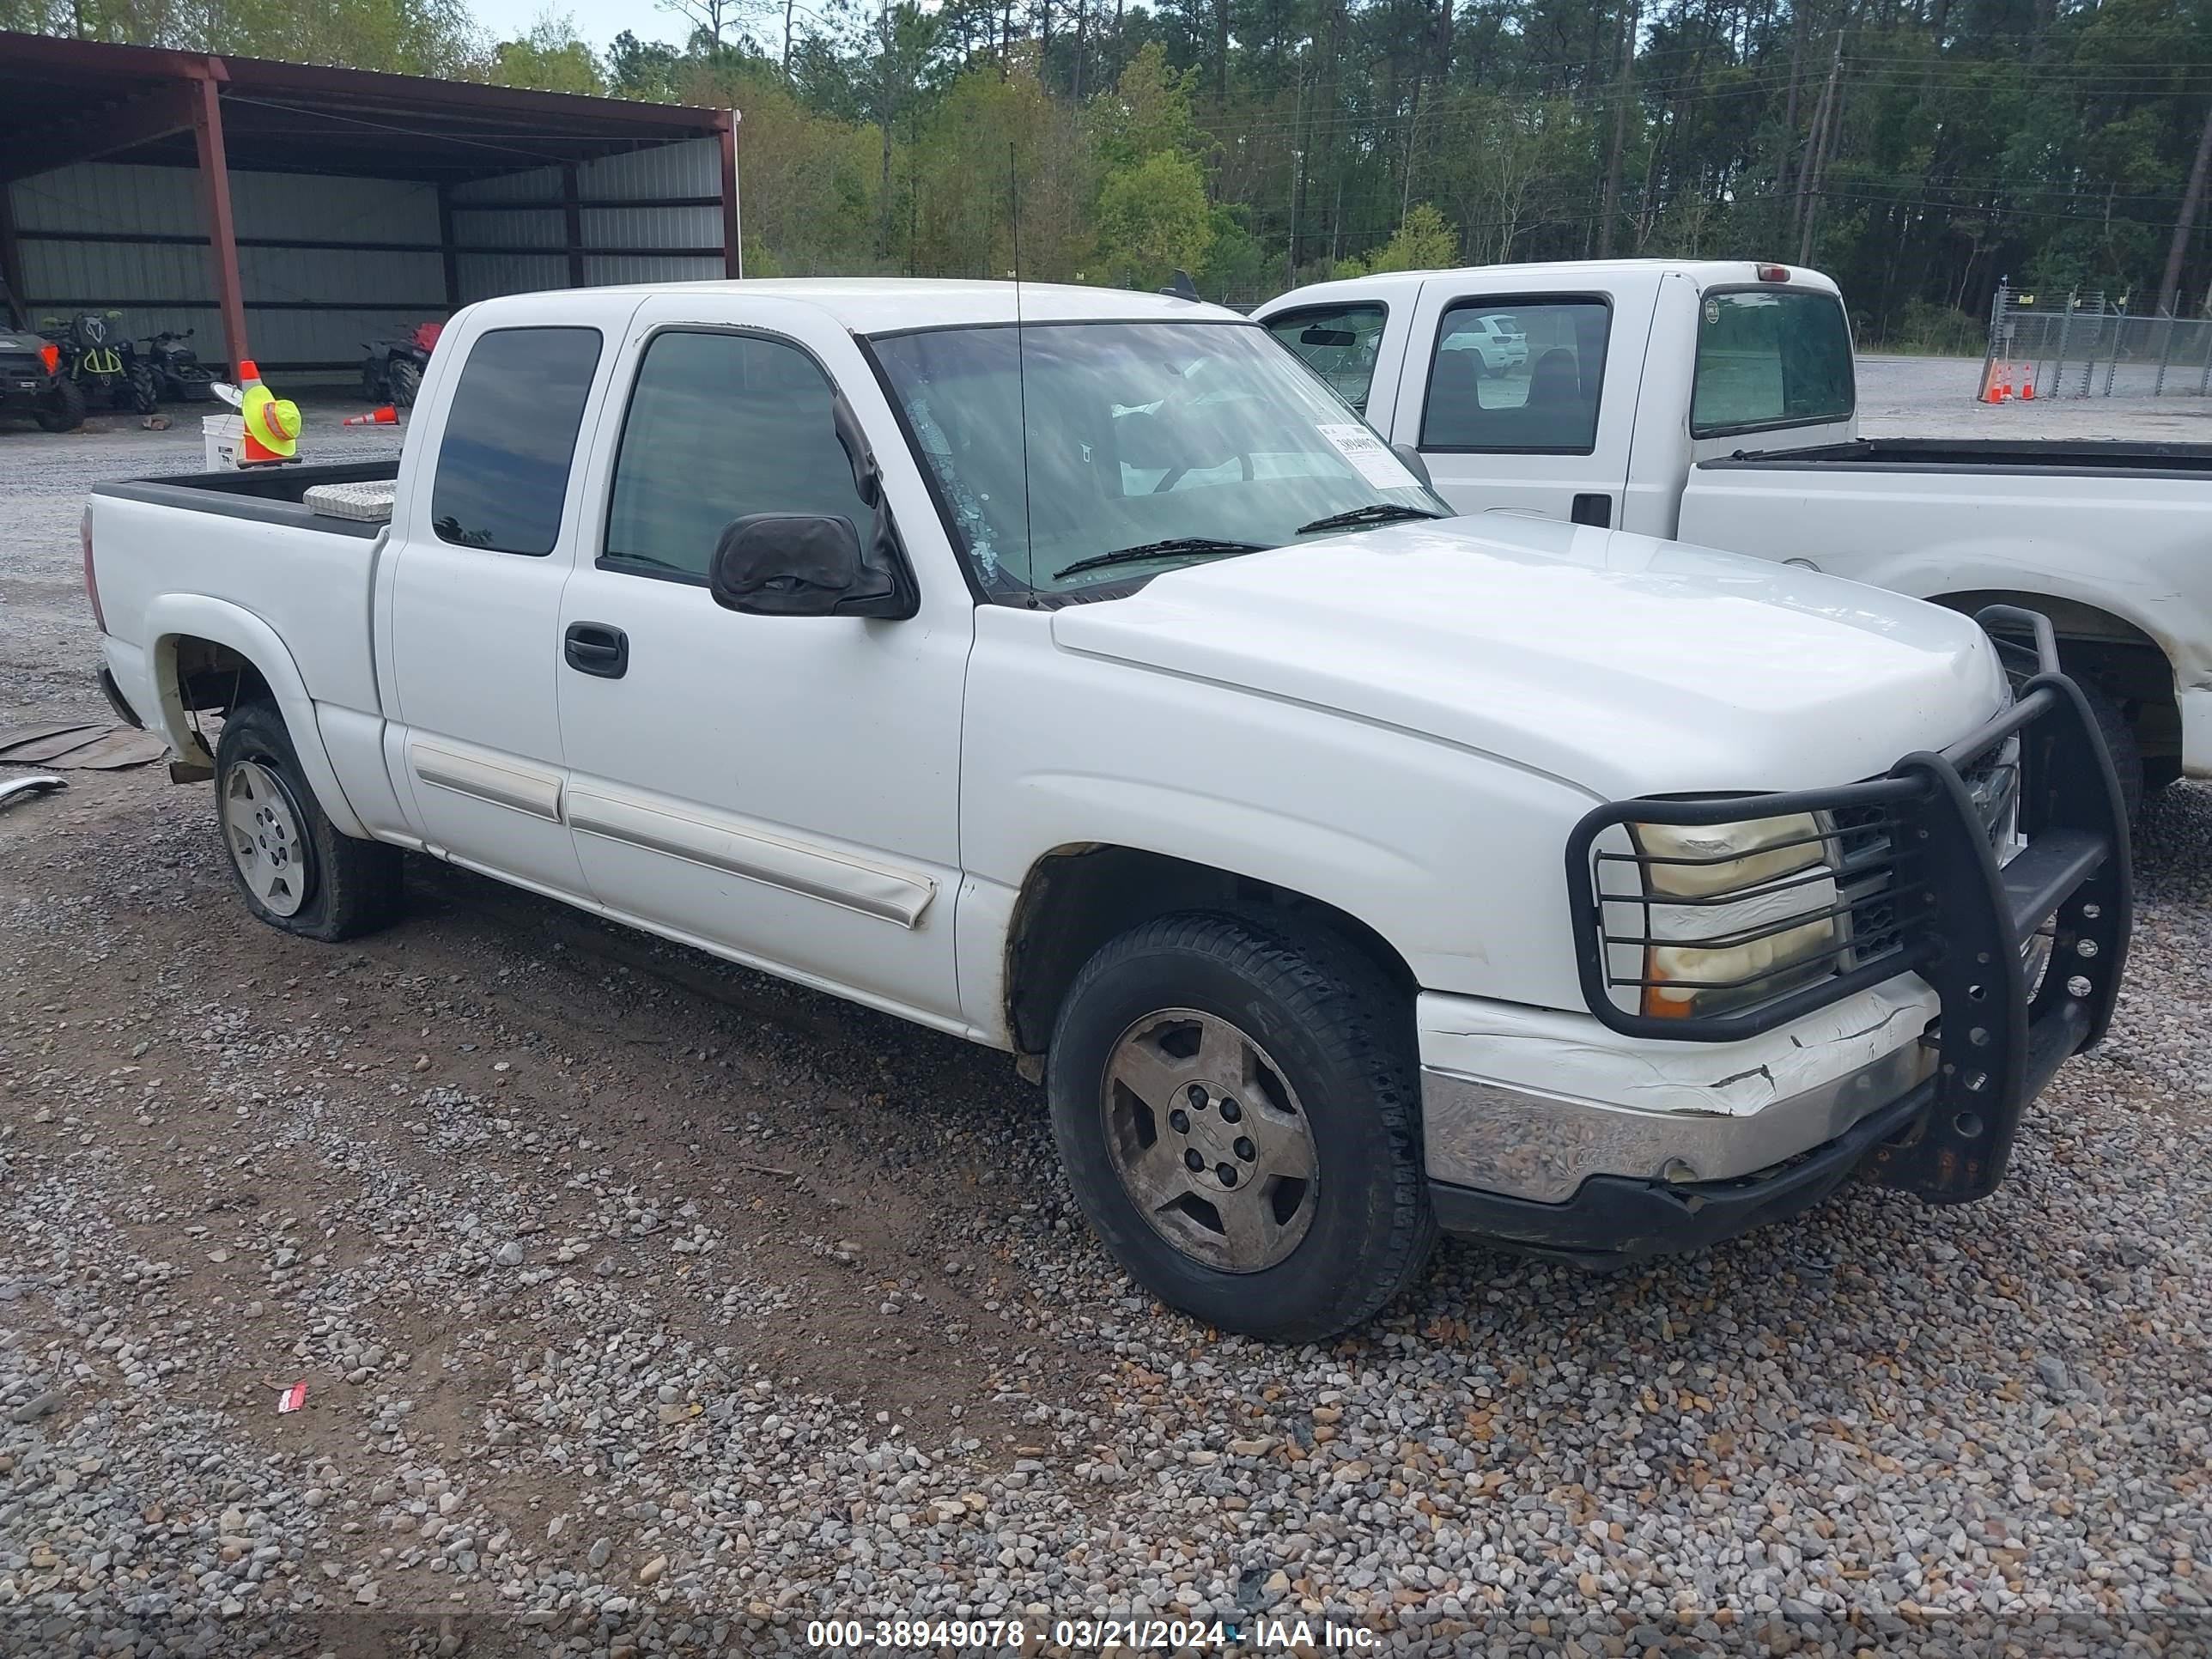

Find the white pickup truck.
xmin=85 ymin=278 xmax=2130 ymax=1341
xmin=1258 ymin=261 xmax=2211 ymax=812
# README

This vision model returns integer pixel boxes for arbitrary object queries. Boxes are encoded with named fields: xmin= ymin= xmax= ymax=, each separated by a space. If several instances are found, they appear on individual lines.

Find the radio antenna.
xmin=1009 ymin=143 xmax=1035 ymax=594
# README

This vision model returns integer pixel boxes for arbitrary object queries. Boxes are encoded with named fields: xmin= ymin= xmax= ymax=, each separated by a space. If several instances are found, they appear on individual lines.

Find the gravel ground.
xmin=2 ymin=381 xmax=2209 ymax=1659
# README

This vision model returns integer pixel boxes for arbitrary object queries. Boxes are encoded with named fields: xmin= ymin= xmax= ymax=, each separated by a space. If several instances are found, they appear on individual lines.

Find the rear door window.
xmin=429 ymin=326 xmax=603 ymax=555
xmin=1691 ymin=289 xmax=1855 ymax=436
xmin=1264 ymin=302 xmax=1389 ymax=412
xmin=1421 ymin=297 xmax=1609 ymax=453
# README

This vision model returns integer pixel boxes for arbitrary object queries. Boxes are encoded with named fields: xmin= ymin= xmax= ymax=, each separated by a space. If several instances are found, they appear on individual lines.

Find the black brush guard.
xmin=1564 ymin=606 xmax=2131 ymax=1203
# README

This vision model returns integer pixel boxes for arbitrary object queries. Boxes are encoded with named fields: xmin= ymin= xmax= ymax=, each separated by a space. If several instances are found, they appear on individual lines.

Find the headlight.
xmin=1630 ymin=813 xmax=1845 ymax=1019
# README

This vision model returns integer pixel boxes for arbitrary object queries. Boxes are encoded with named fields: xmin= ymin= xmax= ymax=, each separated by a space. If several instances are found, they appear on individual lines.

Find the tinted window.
xmin=429 ymin=327 xmax=602 ymax=555
xmin=604 ymin=331 xmax=866 ymax=582
xmin=1421 ymin=297 xmax=1609 ymax=453
xmin=1692 ymin=289 xmax=1855 ymax=435
xmin=1265 ymin=302 xmax=1388 ymax=412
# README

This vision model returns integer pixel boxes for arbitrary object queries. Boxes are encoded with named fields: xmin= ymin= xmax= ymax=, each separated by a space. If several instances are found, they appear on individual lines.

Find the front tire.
xmin=126 ymin=361 xmax=158 ymax=414
xmin=214 ymin=701 xmax=404 ymax=942
xmin=35 ymin=376 xmax=85 ymax=432
xmin=387 ymin=359 xmax=421 ymax=408
xmin=1047 ymin=911 xmax=1435 ymax=1343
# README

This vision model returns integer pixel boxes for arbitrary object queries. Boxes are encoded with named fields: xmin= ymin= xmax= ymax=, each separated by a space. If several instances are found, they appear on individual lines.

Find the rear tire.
xmin=214 ymin=701 xmax=404 ymax=943
xmin=387 ymin=359 xmax=421 ymax=408
xmin=126 ymin=361 xmax=158 ymax=414
xmin=1046 ymin=910 xmax=1435 ymax=1343
xmin=34 ymin=376 xmax=85 ymax=432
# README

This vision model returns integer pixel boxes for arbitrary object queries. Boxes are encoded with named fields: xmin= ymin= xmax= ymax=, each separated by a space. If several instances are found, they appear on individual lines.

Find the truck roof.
xmin=1261 ymin=259 xmax=1842 ymax=307
xmin=535 ymin=277 xmax=1249 ymax=334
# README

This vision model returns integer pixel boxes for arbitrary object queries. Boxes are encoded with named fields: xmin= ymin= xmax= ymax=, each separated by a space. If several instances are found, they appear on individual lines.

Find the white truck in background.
xmin=1258 ymin=261 xmax=2212 ymax=812
xmin=83 ymin=278 xmax=2129 ymax=1342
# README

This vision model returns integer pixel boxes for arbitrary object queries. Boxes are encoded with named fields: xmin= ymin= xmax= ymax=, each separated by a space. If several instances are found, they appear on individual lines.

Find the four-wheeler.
xmin=361 ymin=322 xmax=441 ymax=407
xmin=0 ymin=325 xmax=84 ymax=430
xmin=42 ymin=310 xmax=156 ymax=414
xmin=140 ymin=328 xmax=219 ymax=404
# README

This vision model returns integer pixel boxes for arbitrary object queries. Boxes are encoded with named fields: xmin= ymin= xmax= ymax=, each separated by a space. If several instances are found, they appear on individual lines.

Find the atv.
xmin=361 ymin=320 xmax=441 ymax=408
xmin=41 ymin=311 xmax=155 ymax=414
xmin=140 ymin=327 xmax=218 ymax=404
xmin=0 ymin=326 xmax=84 ymax=431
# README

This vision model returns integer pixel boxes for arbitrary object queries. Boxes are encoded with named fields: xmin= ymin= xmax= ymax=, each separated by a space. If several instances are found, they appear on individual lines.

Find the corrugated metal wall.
xmin=450 ymin=137 xmax=723 ymax=301
xmin=6 ymin=135 xmax=726 ymax=380
xmin=9 ymin=161 xmax=443 ymax=373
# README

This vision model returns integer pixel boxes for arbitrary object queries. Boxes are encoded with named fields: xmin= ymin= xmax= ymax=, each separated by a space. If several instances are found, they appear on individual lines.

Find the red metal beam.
xmin=0 ymin=76 xmax=208 ymax=184
xmin=718 ymin=111 xmax=742 ymax=280
xmin=189 ymin=78 xmax=249 ymax=373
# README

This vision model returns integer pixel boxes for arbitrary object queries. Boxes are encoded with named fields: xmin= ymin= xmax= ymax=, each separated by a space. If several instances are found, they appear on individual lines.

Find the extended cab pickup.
xmin=87 ymin=279 xmax=2130 ymax=1341
xmin=1258 ymin=261 xmax=2212 ymax=810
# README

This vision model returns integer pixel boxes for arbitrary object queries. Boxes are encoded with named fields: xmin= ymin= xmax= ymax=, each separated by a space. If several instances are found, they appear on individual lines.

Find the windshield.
xmin=870 ymin=320 xmax=1446 ymax=600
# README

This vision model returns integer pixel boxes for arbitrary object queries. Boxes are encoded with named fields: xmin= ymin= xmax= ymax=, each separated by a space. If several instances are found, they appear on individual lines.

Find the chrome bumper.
xmin=1420 ymin=999 xmax=1937 ymax=1206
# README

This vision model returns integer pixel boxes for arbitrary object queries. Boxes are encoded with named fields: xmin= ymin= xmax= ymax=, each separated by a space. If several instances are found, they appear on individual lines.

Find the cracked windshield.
xmin=870 ymin=320 xmax=1444 ymax=600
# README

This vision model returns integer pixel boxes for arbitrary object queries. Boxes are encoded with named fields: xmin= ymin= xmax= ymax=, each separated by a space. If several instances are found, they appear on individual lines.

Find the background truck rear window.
xmin=1691 ymin=289 xmax=1854 ymax=436
xmin=1265 ymin=302 xmax=1388 ymax=411
xmin=429 ymin=326 xmax=603 ymax=556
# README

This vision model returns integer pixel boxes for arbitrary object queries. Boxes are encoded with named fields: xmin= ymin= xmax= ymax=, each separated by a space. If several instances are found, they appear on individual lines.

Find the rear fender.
xmin=144 ymin=593 xmax=368 ymax=839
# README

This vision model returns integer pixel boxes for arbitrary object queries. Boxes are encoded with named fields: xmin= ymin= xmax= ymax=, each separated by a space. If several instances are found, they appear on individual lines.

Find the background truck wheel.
xmin=35 ymin=375 xmax=85 ymax=432
xmin=2077 ymin=678 xmax=2142 ymax=822
xmin=214 ymin=701 xmax=404 ymax=942
xmin=387 ymin=359 xmax=421 ymax=408
xmin=1046 ymin=910 xmax=1435 ymax=1343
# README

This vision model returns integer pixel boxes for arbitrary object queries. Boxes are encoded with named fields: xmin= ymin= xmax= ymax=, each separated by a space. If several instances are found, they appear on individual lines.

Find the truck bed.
xmin=92 ymin=459 xmax=400 ymax=539
xmin=1708 ymin=437 xmax=2212 ymax=480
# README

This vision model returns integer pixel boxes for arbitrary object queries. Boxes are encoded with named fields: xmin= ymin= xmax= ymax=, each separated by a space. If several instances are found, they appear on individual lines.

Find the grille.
xmin=1831 ymin=735 xmax=2019 ymax=973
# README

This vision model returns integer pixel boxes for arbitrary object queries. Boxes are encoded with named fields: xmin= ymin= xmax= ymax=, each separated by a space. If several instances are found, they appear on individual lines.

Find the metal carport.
xmin=0 ymin=31 xmax=740 ymax=379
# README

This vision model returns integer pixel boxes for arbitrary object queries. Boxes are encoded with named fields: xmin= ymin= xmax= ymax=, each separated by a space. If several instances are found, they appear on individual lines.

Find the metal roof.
xmin=0 ymin=31 xmax=732 ymax=185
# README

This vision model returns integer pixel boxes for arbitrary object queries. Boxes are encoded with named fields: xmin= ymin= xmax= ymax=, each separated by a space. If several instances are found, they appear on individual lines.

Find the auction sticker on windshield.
xmin=1316 ymin=422 xmax=1421 ymax=491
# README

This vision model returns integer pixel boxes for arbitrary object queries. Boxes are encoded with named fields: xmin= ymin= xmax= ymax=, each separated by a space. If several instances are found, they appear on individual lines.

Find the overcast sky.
xmin=471 ymin=0 xmax=674 ymax=50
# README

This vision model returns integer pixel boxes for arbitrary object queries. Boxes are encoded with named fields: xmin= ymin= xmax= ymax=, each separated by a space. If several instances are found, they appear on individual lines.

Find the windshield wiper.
xmin=1295 ymin=502 xmax=1446 ymax=536
xmin=1052 ymin=538 xmax=1267 ymax=581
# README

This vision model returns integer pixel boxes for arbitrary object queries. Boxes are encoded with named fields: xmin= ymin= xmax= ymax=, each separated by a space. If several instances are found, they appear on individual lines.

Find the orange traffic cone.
xmin=1981 ymin=359 xmax=2008 ymax=404
xmin=343 ymin=405 xmax=399 ymax=426
xmin=2020 ymin=367 xmax=2035 ymax=400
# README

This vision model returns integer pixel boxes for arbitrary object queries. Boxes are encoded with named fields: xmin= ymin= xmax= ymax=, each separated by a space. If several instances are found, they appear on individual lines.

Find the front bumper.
xmin=1426 ymin=608 xmax=2132 ymax=1262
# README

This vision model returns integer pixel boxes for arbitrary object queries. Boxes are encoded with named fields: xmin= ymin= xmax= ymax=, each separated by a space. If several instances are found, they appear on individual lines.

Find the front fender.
xmin=143 ymin=592 xmax=368 ymax=839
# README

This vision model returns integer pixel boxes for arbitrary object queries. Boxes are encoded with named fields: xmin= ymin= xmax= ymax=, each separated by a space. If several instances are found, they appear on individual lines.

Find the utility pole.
xmin=1796 ymin=28 xmax=1844 ymax=264
xmin=1793 ymin=27 xmax=1842 ymax=253
xmin=1288 ymin=147 xmax=1305 ymax=286
xmin=1597 ymin=0 xmax=1638 ymax=258
xmin=2159 ymin=101 xmax=2212 ymax=317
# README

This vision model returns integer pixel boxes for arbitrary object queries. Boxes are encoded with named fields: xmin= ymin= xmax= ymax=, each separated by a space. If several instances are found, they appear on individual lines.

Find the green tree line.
xmin=11 ymin=0 xmax=2212 ymax=338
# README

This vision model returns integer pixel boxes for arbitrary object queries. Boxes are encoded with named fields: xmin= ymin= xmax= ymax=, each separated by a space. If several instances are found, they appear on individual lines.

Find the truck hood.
xmin=1048 ymin=514 xmax=2007 ymax=802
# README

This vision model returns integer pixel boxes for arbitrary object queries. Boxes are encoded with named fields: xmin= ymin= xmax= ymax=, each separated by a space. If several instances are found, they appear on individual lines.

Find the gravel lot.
xmin=2 ymin=386 xmax=2209 ymax=1658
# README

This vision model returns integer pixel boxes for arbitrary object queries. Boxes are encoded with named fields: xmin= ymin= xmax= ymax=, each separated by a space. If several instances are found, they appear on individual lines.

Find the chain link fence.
xmin=1984 ymin=281 xmax=2212 ymax=398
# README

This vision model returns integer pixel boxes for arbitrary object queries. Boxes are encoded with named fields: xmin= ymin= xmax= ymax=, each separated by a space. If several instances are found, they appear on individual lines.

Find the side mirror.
xmin=708 ymin=514 xmax=908 ymax=618
xmin=1392 ymin=442 xmax=1433 ymax=489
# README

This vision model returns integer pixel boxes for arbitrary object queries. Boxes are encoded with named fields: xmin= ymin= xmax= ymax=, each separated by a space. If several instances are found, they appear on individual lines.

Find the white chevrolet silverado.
xmin=84 ymin=279 xmax=2131 ymax=1341
xmin=1257 ymin=260 xmax=2212 ymax=812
